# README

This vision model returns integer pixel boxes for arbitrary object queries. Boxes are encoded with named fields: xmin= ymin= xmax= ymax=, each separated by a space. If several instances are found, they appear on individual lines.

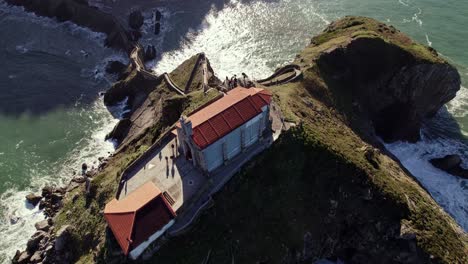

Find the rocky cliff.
xmin=298 ymin=16 xmax=460 ymax=143
xmin=148 ymin=17 xmax=467 ymax=264
xmin=5 ymin=0 xmax=133 ymax=52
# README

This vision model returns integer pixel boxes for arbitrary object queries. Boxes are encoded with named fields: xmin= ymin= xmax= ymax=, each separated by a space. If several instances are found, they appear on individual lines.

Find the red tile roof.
xmin=104 ymin=182 xmax=176 ymax=255
xmin=179 ymin=87 xmax=272 ymax=149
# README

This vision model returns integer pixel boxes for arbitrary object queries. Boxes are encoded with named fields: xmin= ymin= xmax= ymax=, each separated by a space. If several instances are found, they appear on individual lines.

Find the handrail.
xmin=256 ymin=64 xmax=302 ymax=85
xmin=163 ymin=73 xmax=186 ymax=96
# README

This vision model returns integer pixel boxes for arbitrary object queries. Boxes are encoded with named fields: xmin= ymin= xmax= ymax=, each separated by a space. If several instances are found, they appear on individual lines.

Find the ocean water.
xmin=0 ymin=1 xmax=125 ymax=262
xmin=0 ymin=0 xmax=467 ymax=262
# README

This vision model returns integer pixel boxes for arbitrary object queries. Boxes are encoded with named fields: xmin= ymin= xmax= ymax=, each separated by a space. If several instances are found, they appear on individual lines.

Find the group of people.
xmin=224 ymin=73 xmax=252 ymax=89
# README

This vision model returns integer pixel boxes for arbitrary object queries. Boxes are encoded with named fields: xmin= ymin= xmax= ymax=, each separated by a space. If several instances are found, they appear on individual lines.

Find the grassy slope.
xmin=168 ymin=54 xmax=204 ymax=92
xmin=53 ymin=56 xmax=222 ymax=264
xmin=149 ymin=17 xmax=467 ymax=263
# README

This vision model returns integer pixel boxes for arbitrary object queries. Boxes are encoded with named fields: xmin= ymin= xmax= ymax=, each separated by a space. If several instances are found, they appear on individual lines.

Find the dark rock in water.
xmin=154 ymin=22 xmax=160 ymax=35
xmin=105 ymin=60 xmax=127 ymax=77
xmin=432 ymin=154 xmax=461 ymax=169
xmin=106 ymin=118 xmax=132 ymax=144
xmin=155 ymin=10 xmax=162 ymax=21
xmin=128 ymin=10 xmax=144 ymax=30
xmin=26 ymin=193 xmax=42 ymax=207
xmin=145 ymin=45 xmax=157 ymax=61
xmin=430 ymin=154 xmax=468 ymax=179
xmin=10 ymin=216 xmax=20 ymax=225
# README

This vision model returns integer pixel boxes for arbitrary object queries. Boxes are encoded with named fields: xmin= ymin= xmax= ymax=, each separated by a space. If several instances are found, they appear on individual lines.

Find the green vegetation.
xmin=303 ymin=16 xmax=443 ymax=66
xmin=53 ymin=54 xmax=223 ymax=263
xmin=169 ymin=53 xmax=205 ymax=92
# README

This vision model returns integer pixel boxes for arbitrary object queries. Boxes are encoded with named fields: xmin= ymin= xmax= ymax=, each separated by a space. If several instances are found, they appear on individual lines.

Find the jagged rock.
xmin=430 ymin=154 xmax=468 ymax=179
xmin=106 ymin=118 xmax=132 ymax=143
xmin=35 ymin=219 xmax=50 ymax=231
xmin=144 ymin=45 xmax=157 ymax=61
xmin=431 ymin=154 xmax=461 ymax=170
xmin=128 ymin=10 xmax=144 ymax=30
xmin=154 ymin=22 xmax=160 ymax=35
xmin=27 ymin=231 xmax=47 ymax=253
xmin=41 ymin=186 xmax=54 ymax=197
xmin=30 ymin=250 xmax=42 ymax=263
xmin=13 ymin=250 xmax=30 ymax=264
xmin=26 ymin=193 xmax=42 ymax=207
xmin=55 ymin=225 xmax=73 ymax=252
xmin=313 ymin=17 xmax=460 ymax=143
xmin=155 ymin=10 xmax=162 ymax=21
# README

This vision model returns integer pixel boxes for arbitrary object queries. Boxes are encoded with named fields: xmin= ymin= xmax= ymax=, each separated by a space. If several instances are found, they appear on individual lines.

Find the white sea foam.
xmin=447 ymin=86 xmax=468 ymax=119
xmin=425 ymin=34 xmax=432 ymax=46
xmin=398 ymin=0 xmax=410 ymax=7
xmin=153 ymin=0 xmax=332 ymax=79
xmin=385 ymin=134 xmax=468 ymax=231
xmin=0 ymin=100 xmax=118 ymax=263
xmin=0 ymin=2 xmax=120 ymax=262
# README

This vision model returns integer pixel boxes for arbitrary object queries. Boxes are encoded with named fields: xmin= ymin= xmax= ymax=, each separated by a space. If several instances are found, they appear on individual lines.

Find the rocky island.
xmin=6 ymin=0 xmax=467 ymax=263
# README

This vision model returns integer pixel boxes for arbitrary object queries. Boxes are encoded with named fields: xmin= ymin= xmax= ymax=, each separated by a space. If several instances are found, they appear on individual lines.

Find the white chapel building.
xmin=175 ymin=86 xmax=272 ymax=173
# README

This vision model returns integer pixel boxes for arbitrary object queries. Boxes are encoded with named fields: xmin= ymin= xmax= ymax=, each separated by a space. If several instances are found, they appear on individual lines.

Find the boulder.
xmin=29 ymin=250 xmax=43 ymax=263
xmin=105 ymin=118 xmax=132 ymax=143
xmin=41 ymin=186 xmax=54 ymax=198
xmin=13 ymin=250 xmax=30 ymax=264
xmin=431 ymin=154 xmax=461 ymax=170
xmin=26 ymin=193 xmax=42 ymax=207
xmin=430 ymin=154 xmax=468 ymax=179
xmin=55 ymin=225 xmax=73 ymax=252
xmin=128 ymin=10 xmax=144 ymax=30
xmin=144 ymin=45 xmax=157 ymax=61
xmin=35 ymin=219 xmax=50 ymax=231
xmin=155 ymin=10 xmax=162 ymax=21
xmin=154 ymin=22 xmax=160 ymax=35
xmin=27 ymin=231 xmax=47 ymax=253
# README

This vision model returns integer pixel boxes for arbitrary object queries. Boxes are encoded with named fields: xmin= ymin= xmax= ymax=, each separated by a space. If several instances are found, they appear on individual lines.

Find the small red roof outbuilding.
xmin=104 ymin=182 xmax=176 ymax=256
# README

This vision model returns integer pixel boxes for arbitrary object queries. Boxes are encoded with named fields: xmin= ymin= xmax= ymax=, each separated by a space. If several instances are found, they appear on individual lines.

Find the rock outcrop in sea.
xmin=302 ymin=17 xmax=460 ymax=143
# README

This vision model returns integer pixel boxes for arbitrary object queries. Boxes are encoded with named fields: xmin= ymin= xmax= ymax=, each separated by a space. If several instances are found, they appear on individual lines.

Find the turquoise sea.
xmin=0 ymin=0 xmax=466 ymax=262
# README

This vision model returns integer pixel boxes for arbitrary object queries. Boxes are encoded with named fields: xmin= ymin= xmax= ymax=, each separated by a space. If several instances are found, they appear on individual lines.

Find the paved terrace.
xmin=118 ymin=137 xmax=207 ymax=211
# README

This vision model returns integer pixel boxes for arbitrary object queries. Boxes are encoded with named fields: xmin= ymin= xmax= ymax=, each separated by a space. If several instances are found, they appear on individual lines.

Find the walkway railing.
xmin=256 ymin=64 xmax=302 ymax=86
